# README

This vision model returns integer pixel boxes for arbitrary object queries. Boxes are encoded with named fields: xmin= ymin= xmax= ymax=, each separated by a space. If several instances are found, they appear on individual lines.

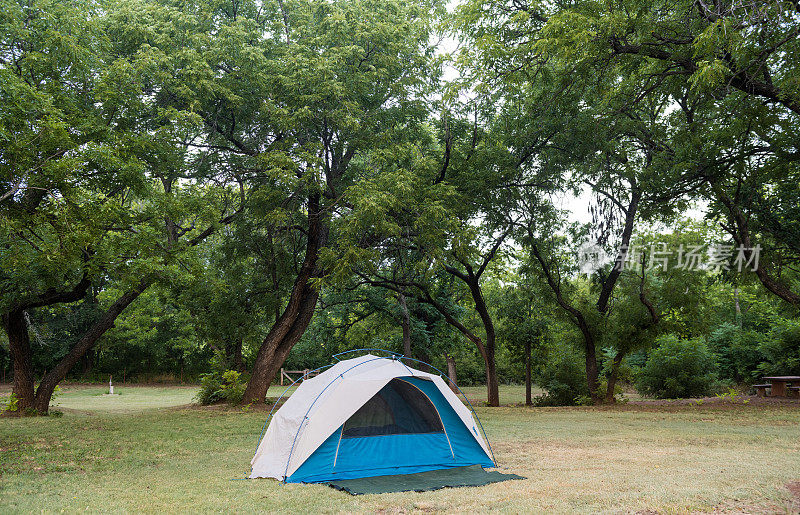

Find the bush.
xmin=533 ymin=340 xmax=588 ymax=406
xmin=708 ymin=323 xmax=765 ymax=383
xmin=196 ymin=369 xmax=247 ymax=405
xmin=636 ymin=334 xmax=719 ymax=399
xmin=4 ymin=393 xmax=19 ymax=413
xmin=758 ymin=318 xmax=800 ymax=376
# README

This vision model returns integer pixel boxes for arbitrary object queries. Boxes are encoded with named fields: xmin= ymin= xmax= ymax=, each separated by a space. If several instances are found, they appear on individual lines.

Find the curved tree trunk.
xmin=241 ymin=194 xmax=327 ymax=404
xmin=417 ymin=280 xmax=500 ymax=406
xmin=362 ymin=238 xmax=504 ymax=406
xmin=31 ymin=279 xmax=151 ymax=414
xmin=241 ymin=281 xmax=320 ymax=404
xmin=0 ymin=280 xmax=150 ymax=415
xmin=530 ymin=243 xmax=602 ymax=403
xmin=465 ymin=276 xmax=500 ymax=407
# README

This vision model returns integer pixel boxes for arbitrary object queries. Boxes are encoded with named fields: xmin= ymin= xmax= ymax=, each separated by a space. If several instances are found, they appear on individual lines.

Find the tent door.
xmin=395 ymin=378 xmax=454 ymax=459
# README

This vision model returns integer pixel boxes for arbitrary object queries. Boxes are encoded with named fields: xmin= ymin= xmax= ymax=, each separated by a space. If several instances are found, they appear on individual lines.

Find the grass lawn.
xmin=52 ymin=386 xmax=200 ymax=414
xmin=1 ymin=385 xmax=799 ymax=513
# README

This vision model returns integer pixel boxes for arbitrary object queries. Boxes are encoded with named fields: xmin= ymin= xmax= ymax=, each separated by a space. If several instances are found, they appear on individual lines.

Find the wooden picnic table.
xmin=762 ymin=376 xmax=800 ymax=397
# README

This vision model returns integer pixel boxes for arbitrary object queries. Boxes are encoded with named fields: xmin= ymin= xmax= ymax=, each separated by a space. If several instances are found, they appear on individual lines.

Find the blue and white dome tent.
xmin=249 ymin=351 xmax=497 ymax=484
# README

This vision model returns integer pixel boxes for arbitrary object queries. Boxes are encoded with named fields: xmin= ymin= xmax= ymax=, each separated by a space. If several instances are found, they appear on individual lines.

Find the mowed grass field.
xmin=1 ymin=385 xmax=799 ymax=513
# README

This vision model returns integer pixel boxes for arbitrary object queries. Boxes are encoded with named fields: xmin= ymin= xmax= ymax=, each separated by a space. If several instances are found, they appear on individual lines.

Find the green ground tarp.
xmin=326 ymin=465 xmax=525 ymax=495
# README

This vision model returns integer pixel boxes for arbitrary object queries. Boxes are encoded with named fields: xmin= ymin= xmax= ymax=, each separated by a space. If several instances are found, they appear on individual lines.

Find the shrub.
xmin=4 ymin=393 xmax=19 ymax=413
xmin=533 ymin=340 xmax=588 ymax=406
xmin=707 ymin=323 xmax=765 ymax=383
xmin=196 ymin=369 xmax=247 ymax=405
xmin=636 ymin=334 xmax=719 ymax=399
xmin=757 ymin=318 xmax=800 ymax=376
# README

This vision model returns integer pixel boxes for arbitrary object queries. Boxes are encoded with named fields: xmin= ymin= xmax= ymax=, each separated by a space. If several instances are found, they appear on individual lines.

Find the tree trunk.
xmin=242 ymin=194 xmax=326 ymax=404
xmin=31 ymin=279 xmax=150 ymax=414
xmin=584 ymin=337 xmax=601 ymax=404
xmin=525 ymin=338 xmax=532 ymax=406
xmin=446 ymin=353 xmax=458 ymax=393
xmin=604 ymin=351 xmax=624 ymax=404
xmin=80 ymin=352 xmax=93 ymax=379
xmin=573 ymin=307 xmax=601 ymax=403
xmin=484 ymin=342 xmax=499 ymax=407
xmin=2 ymin=309 xmax=35 ymax=412
xmin=226 ymin=338 xmax=245 ymax=372
xmin=398 ymin=294 xmax=412 ymax=358
xmin=241 ymin=284 xmax=320 ymax=403
xmin=383 ymin=258 xmax=501 ymax=405
xmin=233 ymin=340 xmax=245 ymax=372
xmin=467 ymin=279 xmax=499 ymax=407
xmin=439 ymin=301 xmax=497 ymax=405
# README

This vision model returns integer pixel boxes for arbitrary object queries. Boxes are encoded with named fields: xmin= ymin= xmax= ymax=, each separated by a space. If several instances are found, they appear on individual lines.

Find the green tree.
xmin=0 ymin=0 xmax=152 ymax=413
xmin=529 ymin=0 xmax=800 ymax=305
xmin=0 ymin=0 xmax=243 ymax=414
xmin=230 ymin=0 xmax=444 ymax=403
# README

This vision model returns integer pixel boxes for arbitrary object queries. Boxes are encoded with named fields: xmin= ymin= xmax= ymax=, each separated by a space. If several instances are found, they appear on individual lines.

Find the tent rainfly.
xmin=249 ymin=354 xmax=496 ymax=483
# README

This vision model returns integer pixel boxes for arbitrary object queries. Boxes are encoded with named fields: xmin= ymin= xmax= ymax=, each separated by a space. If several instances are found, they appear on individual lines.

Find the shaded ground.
xmin=1 ymin=385 xmax=799 ymax=513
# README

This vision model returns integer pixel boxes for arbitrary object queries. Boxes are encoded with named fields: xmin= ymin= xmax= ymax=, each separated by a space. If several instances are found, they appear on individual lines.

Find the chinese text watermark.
xmin=577 ymin=243 xmax=761 ymax=274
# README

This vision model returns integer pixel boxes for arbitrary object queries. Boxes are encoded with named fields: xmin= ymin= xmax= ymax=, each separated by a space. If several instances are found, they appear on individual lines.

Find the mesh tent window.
xmin=342 ymin=378 xmax=445 ymax=438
